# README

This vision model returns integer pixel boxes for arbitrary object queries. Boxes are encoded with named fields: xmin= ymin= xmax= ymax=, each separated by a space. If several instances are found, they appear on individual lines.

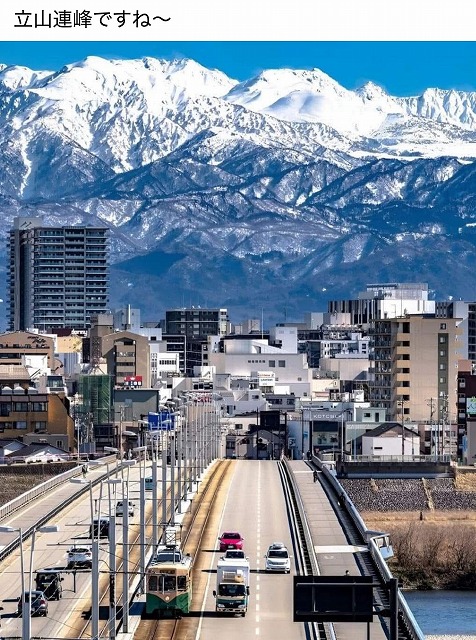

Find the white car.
xmin=67 ymin=545 xmax=92 ymax=569
xmin=115 ymin=500 xmax=135 ymax=517
xmin=264 ymin=542 xmax=291 ymax=573
xmin=221 ymin=549 xmax=248 ymax=560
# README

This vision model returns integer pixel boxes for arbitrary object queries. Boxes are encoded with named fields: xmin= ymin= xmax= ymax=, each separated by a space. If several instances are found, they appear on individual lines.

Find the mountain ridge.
xmin=0 ymin=55 xmax=475 ymax=324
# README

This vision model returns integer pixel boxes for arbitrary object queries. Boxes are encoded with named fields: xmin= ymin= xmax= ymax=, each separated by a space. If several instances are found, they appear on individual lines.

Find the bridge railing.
xmin=0 ymin=455 xmax=121 ymax=564
xmin=0 ymin=455 xmax=119 ymax=523
xmin=314 ymin=455 xmax=425 ymax=640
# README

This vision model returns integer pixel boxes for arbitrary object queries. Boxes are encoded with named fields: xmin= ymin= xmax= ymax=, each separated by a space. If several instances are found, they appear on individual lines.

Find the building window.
xmin=439 ymin=377 xmax=447 ymax=384
xmin=440 ymin=323 xmax=447 ymax=330
xmin=0 ymin=403 xmax=11 ymax=417
xmin=14 ymin=402 xmax=28 ymax=412
xmin=32 ymin=402 xmax=47 ymax=412
xmin=15 ymin=421 xmax=27 ymax=430
xmin=278 ymin=360 xmax=285 ymax=367
xmin=269 ymin=360 xmax=275 ymax=367
xmin=34 ymin=421 xmax=47 ymax=432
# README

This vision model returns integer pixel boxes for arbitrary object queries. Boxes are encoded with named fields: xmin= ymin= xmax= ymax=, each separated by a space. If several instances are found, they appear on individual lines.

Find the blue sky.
xmin=1 ymin=42 xmax=476 ymax=96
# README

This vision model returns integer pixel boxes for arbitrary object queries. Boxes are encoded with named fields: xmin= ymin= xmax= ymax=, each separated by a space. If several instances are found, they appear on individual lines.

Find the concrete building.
xmin=209 ymin=327 xmax=314 ymax=399
xmin=328 ymin=282 xmax=435 ymax=327
xmin=8 ymin=217 xmax=109 ymax=332
xmin=165 ymin=307 xmax=229 ymax=337
xmin=113 ymin=305 xmax=141 ymax=333
xmin=369 ymin=315 xmax=462 ymax=423
xmin=100 ymin=331 xmax=150 ymax=389
xmin=0 ymin=365 xmax=74 ymax=450
xmin=456 ymin=365 xmax=476 ymax=463
xmin=0 ymin=331 xmax=55 ymax=369
xmin=163 ymin=307 xmax=230 ymax=376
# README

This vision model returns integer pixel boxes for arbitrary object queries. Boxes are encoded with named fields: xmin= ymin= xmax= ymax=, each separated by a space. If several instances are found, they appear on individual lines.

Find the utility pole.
xmin=427 ymin=397 xmax=436 ymax=459
xmin=399 ymin=398 xmax=405 ymax=457
xmin=256 ymin=407 xmax=259 ymax=460
xmin=440 ymin=393 xmax=449 ymax=457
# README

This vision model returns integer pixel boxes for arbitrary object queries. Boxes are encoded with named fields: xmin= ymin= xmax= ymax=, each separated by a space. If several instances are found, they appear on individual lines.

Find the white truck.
xmin=213 ymin=558 xmax=250 ymax=616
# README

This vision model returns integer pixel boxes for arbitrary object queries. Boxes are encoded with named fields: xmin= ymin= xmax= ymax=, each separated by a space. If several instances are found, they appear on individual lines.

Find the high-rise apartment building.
xmin=8 ymin=217 xmax=109 ymax=332
xmin=369 ymin=315 xmax=462 ymax=423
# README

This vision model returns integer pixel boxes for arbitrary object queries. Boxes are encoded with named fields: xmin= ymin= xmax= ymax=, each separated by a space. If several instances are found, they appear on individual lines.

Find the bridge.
xmin=0 ymin=452 xmax=424 ymax=640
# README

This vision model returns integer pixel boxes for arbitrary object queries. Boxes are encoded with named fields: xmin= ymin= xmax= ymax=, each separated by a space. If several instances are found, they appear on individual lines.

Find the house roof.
xmin=4 ymin=443 xmax=68 ymax=457
xmin=361 ymin=422 xmax=417 ymax=438
xmin=0 ymin=365 xmax=31 ymax=380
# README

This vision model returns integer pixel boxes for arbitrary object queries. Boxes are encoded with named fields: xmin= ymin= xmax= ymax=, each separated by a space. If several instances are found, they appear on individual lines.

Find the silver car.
xmin=67 ymin=545 xmax=92 ymax=569
xmin=264 ymin=542 xmax=291 ymax=573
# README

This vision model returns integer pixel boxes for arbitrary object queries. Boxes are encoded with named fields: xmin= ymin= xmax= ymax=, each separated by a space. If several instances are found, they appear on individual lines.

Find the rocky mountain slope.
xmin=1 ymin=56 xmax=476 ymax=323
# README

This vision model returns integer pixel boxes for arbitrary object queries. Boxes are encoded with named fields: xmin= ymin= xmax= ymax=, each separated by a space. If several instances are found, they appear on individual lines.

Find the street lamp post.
xmin=0 ymin=524 xmax=59 ymax=640
xmin=132 ymin=444 xmax=148 ymax=582
xmin=70 ymin=477 xmax=99 ymax=639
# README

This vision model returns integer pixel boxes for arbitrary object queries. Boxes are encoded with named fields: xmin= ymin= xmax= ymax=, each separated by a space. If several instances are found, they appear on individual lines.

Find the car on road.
xmin=17 ymin=591 xmax=48 ymax=617
xmin=90 ymin=517 xmax=110 ymax=539
xmin=218 ymin=531 xmax=244 ymax=552
xmin=67 ymin=545 xmax=92 ymax=569
xmin=264 ymin=542 xmax=291 ymax=573
xmin=34 ymin=570 xmax=63 ymax=600
xmin=115 ymin=500 xmax=135 ymax=517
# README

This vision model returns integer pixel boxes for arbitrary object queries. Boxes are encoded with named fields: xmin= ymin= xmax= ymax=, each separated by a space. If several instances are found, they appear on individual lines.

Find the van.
xmin=34 ymin=570 xmax=63 ymax=600
xmin=89 ymin=517 xmax=110 ymax=539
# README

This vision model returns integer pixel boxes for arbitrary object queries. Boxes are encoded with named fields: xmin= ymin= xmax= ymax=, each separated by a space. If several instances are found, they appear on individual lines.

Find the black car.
xmin=89 ymin=517 xmax=110 ymax=539
xmin=34 ymin=570 xmax=63 ymax=600
xmin=17 ymin=591 xmax=48 ymax=616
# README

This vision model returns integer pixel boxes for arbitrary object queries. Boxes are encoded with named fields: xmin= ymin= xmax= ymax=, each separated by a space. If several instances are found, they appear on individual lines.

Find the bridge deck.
xmin=288 ymin=460 xmax=388 ymax=640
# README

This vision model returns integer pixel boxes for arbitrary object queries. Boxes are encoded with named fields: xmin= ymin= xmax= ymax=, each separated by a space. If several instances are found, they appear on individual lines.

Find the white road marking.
xmin=194 ymin=463 xmax=237 ymax=640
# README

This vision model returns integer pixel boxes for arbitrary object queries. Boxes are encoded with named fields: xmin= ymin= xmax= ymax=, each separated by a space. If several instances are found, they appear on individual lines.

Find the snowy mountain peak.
xmin=0 ymin=64 xmax=52 ymax=91
xmin=356 ymin=81 xmax=390 ymax=101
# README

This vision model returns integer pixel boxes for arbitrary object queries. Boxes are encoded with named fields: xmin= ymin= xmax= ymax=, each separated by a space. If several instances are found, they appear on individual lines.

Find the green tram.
xmin=145 ymin=556 xmax=193 ymax=618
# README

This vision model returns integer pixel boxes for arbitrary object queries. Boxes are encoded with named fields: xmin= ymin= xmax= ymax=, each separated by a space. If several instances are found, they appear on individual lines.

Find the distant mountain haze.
xmin=0 ymin=55 xmax=475 ymax=323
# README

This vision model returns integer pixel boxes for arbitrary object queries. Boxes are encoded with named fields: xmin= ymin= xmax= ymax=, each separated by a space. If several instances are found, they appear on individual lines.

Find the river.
xmin=404 ymin=590 xmax=476 ymax=637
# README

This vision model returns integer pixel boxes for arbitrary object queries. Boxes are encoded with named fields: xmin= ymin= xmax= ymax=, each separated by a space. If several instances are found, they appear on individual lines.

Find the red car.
xmin=218 ymin=531 xmax=244 ymax=552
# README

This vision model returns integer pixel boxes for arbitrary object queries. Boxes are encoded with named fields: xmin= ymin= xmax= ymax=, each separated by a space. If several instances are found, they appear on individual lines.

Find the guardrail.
xmin=0 ymin=455 xmax=121 ymax=565
xmin=313 ymin=455 xmax=425 ymax=640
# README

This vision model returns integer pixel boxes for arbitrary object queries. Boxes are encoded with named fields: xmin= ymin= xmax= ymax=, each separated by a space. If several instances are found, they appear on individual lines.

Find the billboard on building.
xmin=123 ymin=376 xmax=142 ymax=388
xmin=467 ymin=397 xmax=476 ymax=416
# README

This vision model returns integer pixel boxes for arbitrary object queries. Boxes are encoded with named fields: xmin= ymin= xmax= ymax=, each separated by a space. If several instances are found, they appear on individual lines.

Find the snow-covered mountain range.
xmin=1 ymin=55 xmax=476 ymax=323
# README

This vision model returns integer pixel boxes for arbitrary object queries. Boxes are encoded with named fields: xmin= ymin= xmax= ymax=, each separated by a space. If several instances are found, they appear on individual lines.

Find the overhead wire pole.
xmin=122 ymin=477 xmax=130 ymax=633
xmin=427 ymin=397 xmax=436 ymax=459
